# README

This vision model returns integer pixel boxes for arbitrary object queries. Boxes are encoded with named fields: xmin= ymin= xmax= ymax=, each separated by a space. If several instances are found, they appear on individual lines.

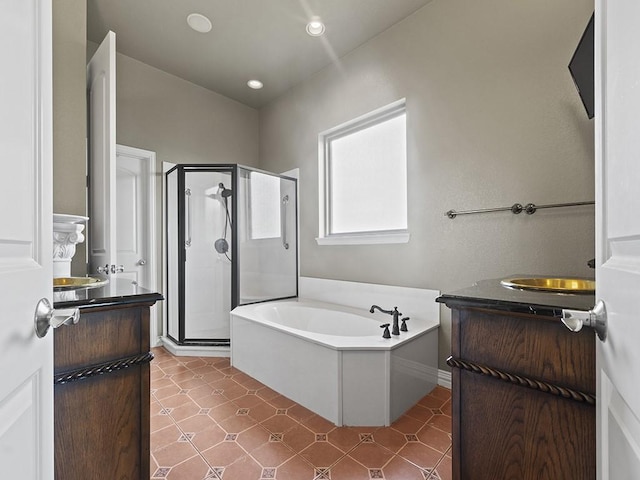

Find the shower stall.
xmin=165 ymin=164 xmax=297 ymax=347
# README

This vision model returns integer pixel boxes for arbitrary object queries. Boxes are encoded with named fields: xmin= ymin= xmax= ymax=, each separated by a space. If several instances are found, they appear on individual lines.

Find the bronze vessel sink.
xmin=53 ymin=276 xmax=108 ymax=290
xmin=500 ymin=277 xmax=595 ymax=294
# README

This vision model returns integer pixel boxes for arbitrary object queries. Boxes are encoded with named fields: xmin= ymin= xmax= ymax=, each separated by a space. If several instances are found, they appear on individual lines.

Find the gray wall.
xmin=88 ymin=44 xmax=260 ymax=337
xmin=53 ymin=0 xmax=87 ymax=276
xmin=114 ymin=52 xmax=260 ymax=167
xmin=86 ymin=40 xmax=260 ymax=167
xmin=258 ymin=0 xmax=596 ymax=369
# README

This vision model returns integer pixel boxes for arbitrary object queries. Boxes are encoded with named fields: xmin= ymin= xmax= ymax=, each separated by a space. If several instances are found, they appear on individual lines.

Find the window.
xmin=249 ymin=171 xmax=281 ymax=239
xmin=317 ymin=99 xmax=409 ymax=245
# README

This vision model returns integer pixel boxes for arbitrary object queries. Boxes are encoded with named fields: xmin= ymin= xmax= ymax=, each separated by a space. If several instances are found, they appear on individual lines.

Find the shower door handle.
xmin=185 ymin=188 xmax=192 ymax=248
xmin=281 ymin=194 xmax=290 ymax=250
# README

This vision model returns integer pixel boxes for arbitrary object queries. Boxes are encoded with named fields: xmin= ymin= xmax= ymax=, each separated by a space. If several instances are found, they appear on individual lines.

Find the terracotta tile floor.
xmin=150 ymin=347 xmax=452 ymax=480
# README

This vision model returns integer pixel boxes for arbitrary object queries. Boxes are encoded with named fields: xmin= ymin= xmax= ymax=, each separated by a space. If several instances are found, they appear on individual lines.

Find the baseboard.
xmin=438 ymin=368 xmax=452 ymax=389
xmin=160 ymin=337 xmax=230 ymax=357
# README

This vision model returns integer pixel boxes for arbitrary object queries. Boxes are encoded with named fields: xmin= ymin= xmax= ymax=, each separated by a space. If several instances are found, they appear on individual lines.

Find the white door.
xmin=116 ymin=145 xmax=156 ymax=290
xmin=0 ymin=1 xmax=54 ymax=479
xmin=87 ymin=31 xmax=117 ymax=276
xmin=595 ymin=0 xmax=640 ymax=477
xmin=116 ymin=145 xmax=159 ymax=344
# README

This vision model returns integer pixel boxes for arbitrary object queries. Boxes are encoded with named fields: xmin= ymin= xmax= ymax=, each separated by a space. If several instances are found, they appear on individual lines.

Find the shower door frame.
xmin=166 ymin=164 xmax=238 ymax=346
xmin=165 ymin=164 xmax=298 ymax=347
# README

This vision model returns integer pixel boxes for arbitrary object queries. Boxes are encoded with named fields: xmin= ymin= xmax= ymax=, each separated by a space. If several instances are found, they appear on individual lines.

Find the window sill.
xmin=315 ymin=231 xmax=410 ymax=246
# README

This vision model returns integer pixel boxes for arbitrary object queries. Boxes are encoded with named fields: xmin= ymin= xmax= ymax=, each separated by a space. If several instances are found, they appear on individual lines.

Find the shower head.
xmin=218 ymin=183 xmax=233 ymax=198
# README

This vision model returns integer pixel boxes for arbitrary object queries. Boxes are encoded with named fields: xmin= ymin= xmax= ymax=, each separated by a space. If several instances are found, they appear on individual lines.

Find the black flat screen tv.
xmin=568 ymin=13 xmax=595 ymax=119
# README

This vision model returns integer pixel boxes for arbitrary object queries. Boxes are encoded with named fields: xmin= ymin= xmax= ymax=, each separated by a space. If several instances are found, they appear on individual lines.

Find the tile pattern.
xmin=150 ymin=347 xmax=452 ymax=480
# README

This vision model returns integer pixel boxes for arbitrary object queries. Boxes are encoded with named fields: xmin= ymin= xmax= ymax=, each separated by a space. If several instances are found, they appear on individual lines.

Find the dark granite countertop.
xmin=53 ymin=277 xmax=163 ymax=310
xmin=437 ymin=276 xmax=595 ymax=317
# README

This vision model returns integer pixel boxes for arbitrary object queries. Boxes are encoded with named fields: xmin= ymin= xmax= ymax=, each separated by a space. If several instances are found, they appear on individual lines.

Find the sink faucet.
xmin=369 ymin=305 xmax=402 ymax=335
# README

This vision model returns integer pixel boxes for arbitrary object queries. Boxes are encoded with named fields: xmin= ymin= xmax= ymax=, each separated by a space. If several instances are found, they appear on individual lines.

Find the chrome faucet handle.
xmin=380 ymin=324 xmax=391 ymax=339
xmin=400 ymin=317 xmax=410 ymax=332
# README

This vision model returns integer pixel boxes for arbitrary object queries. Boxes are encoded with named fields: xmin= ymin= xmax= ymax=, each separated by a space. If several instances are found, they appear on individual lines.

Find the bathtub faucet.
xmin=369 ymin=305 xmax=402 ymax=336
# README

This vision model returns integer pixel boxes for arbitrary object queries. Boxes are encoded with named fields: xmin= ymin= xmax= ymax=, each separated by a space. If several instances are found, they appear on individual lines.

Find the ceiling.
xmin=87 ymin=0 xmax=432 ymax=109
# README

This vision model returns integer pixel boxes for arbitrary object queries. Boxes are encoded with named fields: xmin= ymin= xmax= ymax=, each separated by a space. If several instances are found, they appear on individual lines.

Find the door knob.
xmin=137 ymin=259 xmax=146 ymax=266
xmin=561 ymin=300 xmax=607 ymax=342
xmin=97 ymin=264 xmax=109 ymax=274
xmin=34 ymin=298 xmax=80 ymax=338
xmin=110 ymin=264 xmax=125 ymax=274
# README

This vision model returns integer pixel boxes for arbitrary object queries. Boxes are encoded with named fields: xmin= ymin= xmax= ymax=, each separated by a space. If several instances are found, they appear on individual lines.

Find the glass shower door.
xmin=166 ymin=165 xmax=235 ymax=345
xmin=183 ymin=169 xmax=233 ymax=341
xmin=237 ymin=168 xmax=297 ymax=304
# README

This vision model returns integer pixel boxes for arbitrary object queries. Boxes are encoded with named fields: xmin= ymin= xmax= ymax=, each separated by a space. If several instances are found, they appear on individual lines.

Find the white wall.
xmin=258 ymin=0 xmax=596 ymax=369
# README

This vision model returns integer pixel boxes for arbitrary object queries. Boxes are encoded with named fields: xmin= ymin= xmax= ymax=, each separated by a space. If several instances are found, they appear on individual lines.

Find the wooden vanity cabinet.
xmin=447 ymin=306 xmax=595 ymax=480
xmin=54 ymin=298 xmax=158 ymax=480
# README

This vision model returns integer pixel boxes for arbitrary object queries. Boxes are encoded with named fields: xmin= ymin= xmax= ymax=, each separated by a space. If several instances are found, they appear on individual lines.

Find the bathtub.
xmin=230 ymin=298 xmax=439 ymax=426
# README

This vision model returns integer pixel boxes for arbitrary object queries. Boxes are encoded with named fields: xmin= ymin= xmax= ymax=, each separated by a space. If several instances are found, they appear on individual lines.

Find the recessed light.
xmin=247 ymin=79 xmax=263 ymax=90
xmin=187 ymin=13 xmax=212 ymax=33
xmin=306 ymin=18 xmax=325 ymax=37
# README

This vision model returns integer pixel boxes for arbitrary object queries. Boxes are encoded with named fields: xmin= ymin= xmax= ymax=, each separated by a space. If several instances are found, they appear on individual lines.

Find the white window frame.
xmin=316 ymin=99 xmax=410 ymax=245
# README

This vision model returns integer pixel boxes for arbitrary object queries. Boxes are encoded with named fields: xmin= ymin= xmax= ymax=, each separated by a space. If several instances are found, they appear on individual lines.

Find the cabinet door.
xmin=450 ymin=309 xmax=595 ymax=480
xmin=54 ymin=305 xmax=151 ymax=480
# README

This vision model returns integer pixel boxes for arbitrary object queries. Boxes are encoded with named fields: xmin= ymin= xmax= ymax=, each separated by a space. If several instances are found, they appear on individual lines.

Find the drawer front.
xmin=54 ymin=305 xmax=150 ymax=373
xmin=454 ymin=308 xmax=595 ymax=393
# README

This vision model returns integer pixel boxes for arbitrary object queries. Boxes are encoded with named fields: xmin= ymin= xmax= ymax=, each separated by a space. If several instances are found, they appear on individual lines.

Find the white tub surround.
xmin=231 ymin=279 xmax=440 ymax=426
xmin=53 ymin=214 xmax=88 ymax=278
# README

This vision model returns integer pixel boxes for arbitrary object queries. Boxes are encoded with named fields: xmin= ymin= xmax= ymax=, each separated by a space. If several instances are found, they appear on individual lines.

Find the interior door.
xmin=0 ymin=0 xmax=54 ymax=478
xmin=116 ymin=145 xmax=153 ymax=288
xmin=595 ymin=0 xmax=640 ymax=477
xmin=87 ymin=31 xmax=117 ymax=276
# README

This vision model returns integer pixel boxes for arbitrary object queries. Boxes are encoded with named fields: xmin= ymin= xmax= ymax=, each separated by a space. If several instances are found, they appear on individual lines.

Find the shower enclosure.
xmin=165 ymin=164 xmax=297 ymax=346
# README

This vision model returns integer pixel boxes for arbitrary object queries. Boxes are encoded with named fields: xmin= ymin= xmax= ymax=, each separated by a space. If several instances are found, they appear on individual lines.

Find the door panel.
xmin=115 ymin=145 xmax=156 ymax=292
xmin=116 ymin=145 xmax=158 ymax=343
xmin=0 ymin=0 xmax=53 ymax=478
xmin=595 ymin=0 xmax=640 ymax=477
xmin=116 ymin=152 xmax=144 ymax=285
xmin=88 ymin=31 xmax=116 ymax=275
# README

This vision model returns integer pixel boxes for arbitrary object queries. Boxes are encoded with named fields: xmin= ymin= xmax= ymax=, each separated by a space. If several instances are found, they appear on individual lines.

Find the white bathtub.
xmin=230 ymin=297 xmax=439 ymax=426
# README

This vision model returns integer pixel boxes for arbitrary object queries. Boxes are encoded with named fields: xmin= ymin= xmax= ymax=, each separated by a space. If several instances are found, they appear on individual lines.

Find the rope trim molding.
xmin=55 ymin=352 xmax=154 ymax=385
xmin=446 ymin=356 xmax=596 ymax=406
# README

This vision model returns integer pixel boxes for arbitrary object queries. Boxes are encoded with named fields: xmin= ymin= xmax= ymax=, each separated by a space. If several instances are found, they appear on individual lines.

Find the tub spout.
xmin=370 ymin=305 xmax=402 ymax=336
xmin=370 ymin=304 xmax=392 ymax=315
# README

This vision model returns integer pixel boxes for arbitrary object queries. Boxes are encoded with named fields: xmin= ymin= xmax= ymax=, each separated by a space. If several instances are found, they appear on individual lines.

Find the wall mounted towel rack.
xmin=445 ymin=201 xmax=594 ymax=219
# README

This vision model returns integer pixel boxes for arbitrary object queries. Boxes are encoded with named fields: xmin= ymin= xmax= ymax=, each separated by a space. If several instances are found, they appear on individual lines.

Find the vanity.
xmin=438 ymin=278 xmax=595 ymax=480
xmin=53 ymin=279 xmax=162 ymax=480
